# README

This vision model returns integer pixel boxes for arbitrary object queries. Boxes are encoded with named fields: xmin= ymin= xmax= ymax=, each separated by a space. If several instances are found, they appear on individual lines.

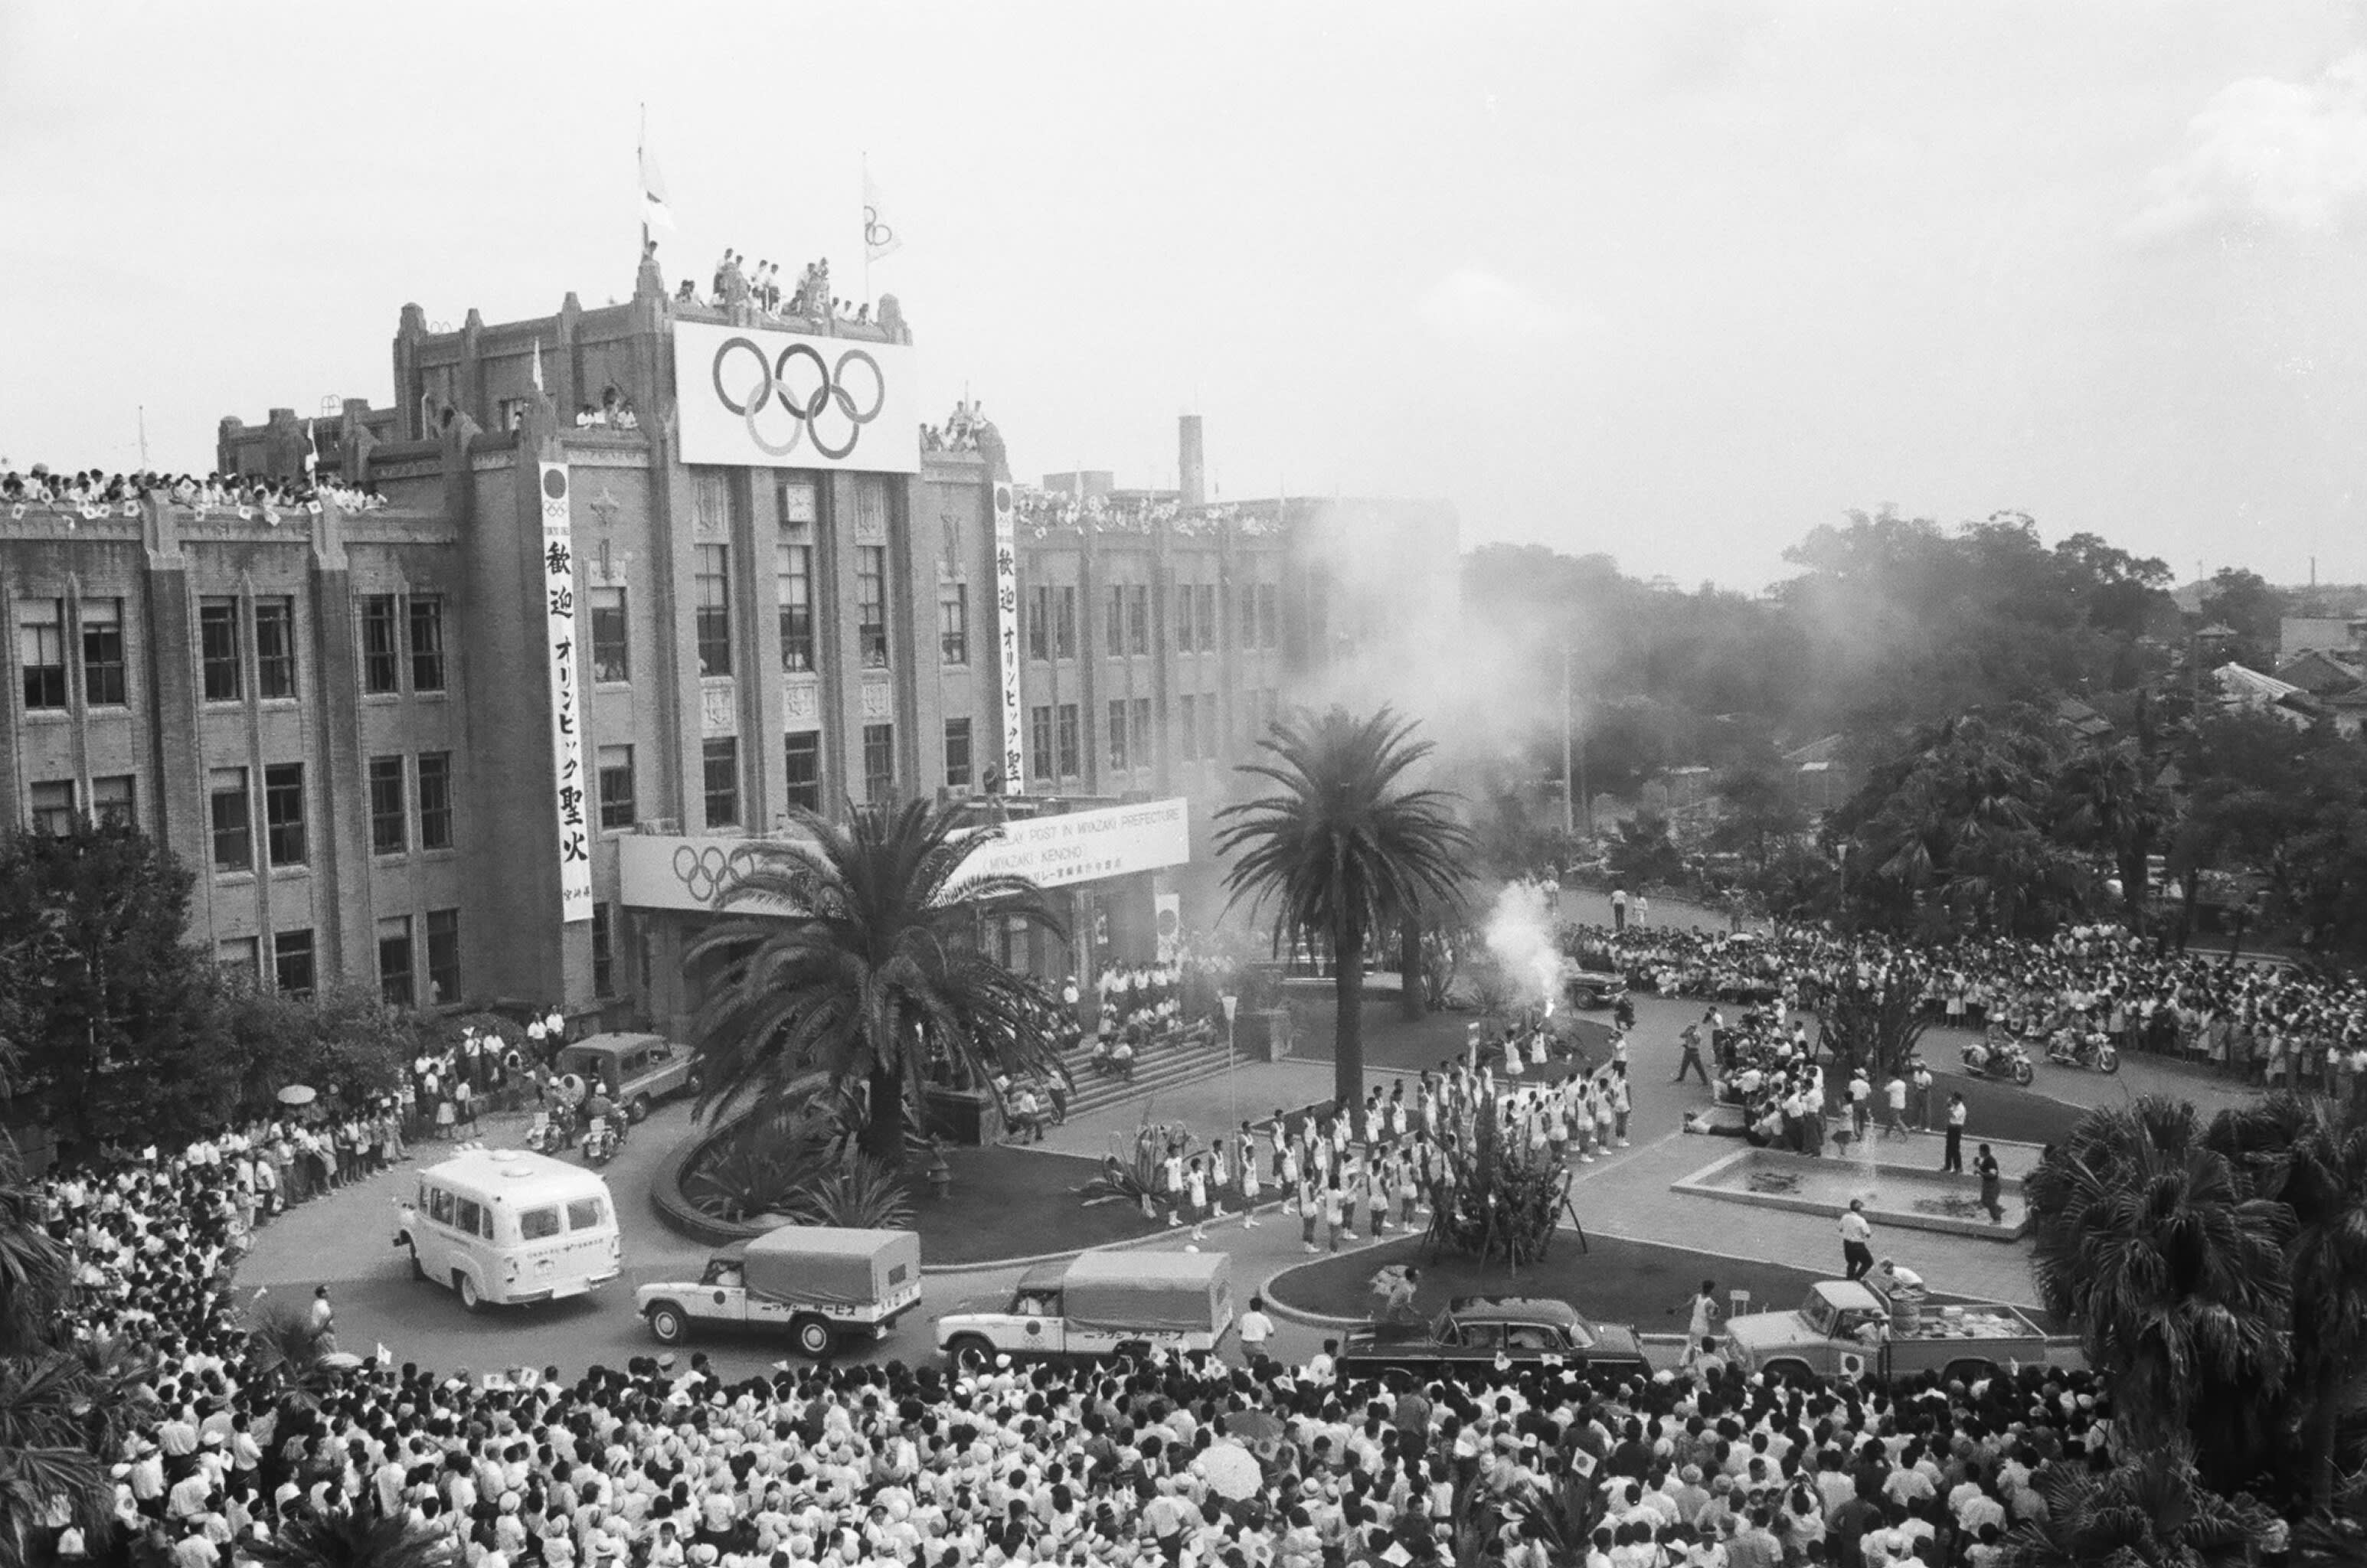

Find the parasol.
xmin=276 ymin=1085 xmax=318 ymax=1108
xmin=1198 ymin=1442 xmax=1261 ymax=1502
xmin=318 ymin=1351 xmax=363 ymax=1370
xmin=1223 ymin=1410 xmax=1283 ymax=1449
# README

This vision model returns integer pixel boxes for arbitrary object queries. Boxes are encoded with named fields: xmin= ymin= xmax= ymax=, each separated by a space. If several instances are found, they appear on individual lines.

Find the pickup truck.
xmin=636 ymin=1225 xmax=921 ymax=1358
xmin=1722 ymin=1278 xmax=2050 ymax=1384
xmin=1337 ymin=1295 xmax=1648 ymax=1383
xmin=937 ymin=1250 xmax=1233 ymax=1367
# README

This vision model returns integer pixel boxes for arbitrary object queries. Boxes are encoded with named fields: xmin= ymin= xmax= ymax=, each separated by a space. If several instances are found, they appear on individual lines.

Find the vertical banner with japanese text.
xmin=538 ymin=463 xmax=595 ymax=922
xmin=992 ymin=481 xmax=1025 ymax=793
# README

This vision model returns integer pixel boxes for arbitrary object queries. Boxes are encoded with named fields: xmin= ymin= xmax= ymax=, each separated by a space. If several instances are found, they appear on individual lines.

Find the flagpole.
xmin=639 ymin=103 xmax=649 ymax=253
xmin=861 ymin=151 xmax=871 ymax=307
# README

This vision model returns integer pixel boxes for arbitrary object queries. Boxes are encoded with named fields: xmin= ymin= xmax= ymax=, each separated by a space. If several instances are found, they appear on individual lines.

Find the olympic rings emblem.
xmin=672 ymin=843 xmax=761 ymax=905
xmin=711 ymin=337 xmax=886 ymax=461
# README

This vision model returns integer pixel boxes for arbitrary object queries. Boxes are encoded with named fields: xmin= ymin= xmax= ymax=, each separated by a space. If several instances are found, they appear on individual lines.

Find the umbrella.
xmin=277 ymin=1085 xmax=317 ymax=1108
xmin=1198 ymin=1442 xmax=1261 ymax=1502
xmin=1223 ymin=1410 xmax=1283 ymax=1447
xmin=318 ymin=1351 xmax=363 ymax=1370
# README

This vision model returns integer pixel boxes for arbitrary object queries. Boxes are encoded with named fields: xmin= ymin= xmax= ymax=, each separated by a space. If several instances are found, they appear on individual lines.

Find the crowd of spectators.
xmin=1585 ymin=923 xmax=2367 ymax=1102
xmin=1 ymin=465 xmax=388 ymax=521
xmin=1012 ymin=488 xmax=1285 ymax=541
xmin=46 ymin=1070 xmax=2150 ymax=1568
xmin=677 ymin=252 xmax=875 ymax=329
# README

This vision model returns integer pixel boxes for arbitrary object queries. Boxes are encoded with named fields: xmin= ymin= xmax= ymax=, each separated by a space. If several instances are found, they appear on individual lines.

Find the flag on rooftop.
xmin=863 ymin=167 xmax=901 ymax=262
xmin=641 ymin=140 xmax=676 ymax=232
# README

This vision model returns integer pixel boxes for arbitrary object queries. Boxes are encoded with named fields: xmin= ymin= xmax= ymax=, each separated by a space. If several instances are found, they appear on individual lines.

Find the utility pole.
xmin=1561 ymin=643 xmax=1575 ymax=839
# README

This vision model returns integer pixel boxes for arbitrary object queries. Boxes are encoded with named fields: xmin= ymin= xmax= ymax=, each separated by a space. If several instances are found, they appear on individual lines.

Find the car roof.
xmin=561 ymin=1033 xmax=668 ymax=1059
xmin=1447 ymin=1296 xmax=1584 ymax=1326
xmin=1813 ymin=1280 xmax=1887 ymax=1312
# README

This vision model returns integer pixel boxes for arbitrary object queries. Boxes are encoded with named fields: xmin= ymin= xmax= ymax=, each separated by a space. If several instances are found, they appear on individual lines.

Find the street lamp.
xmin=1221 ymin=994 xmax=1240 ymax=1135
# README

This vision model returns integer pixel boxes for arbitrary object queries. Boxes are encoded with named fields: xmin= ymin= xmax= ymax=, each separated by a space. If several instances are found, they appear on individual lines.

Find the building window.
xmin=597 ymin=744 xmax=636 ymax=829
xmin=1179 ymin=696 xmax=1198 ymax=760
xmin=695 ymin=544 xmax=732 ymax=676
xmin=426 ymin=907 xmax=460 ymax=1004
xmin=702 ymin=737 xmax=739 ymax=828
xmin=264 ymin=763 xmax=307 ymax=867
xmin=1054 ymin=586 xmax=1077 ymax=661
xmin=408 ymin=596 xmax=446 ymax=691
xmin=274 ymin=929 xmax=315 ymax=998
xmin=1106 ymin=586 xmax=1125 ymax=653
xmin=862 ymin=724 xmax=894 ymax=804
xmin=1129 ymin=586 xmax=1150 ymax=655
xmin=378 ymin=915 xmax=414 ymax=1008
xmin=857 ymin=544 xmax=888 ymax=668
xmin=939 ymin=583 xmax=968 ymax=665
xmin=1056 ymin=703 xmax=1081 ymax=778
xmin=1257 ymin=583 xmax=1279 ymax=649
xmin=417 ymin=751 xmax=453 ymax=851
xmin=1175 ymin=583 xmax=1195 ymax=652
xmin=16 ymin=599 xmax=66 ymax=712
xmin=944 ymin=717 xmax=973 ymax=792
xmin=216 ymin=936 xmax=259 ymax=986
xmin=360 ymin=594 xmax=400 ymax=693
xmin=199 ymin=598 xmax=240 ymax=702
xmin=1109 ymin=700 xmax=1130 ymax=771
xmin=1030 ymin=705 xmax=1054 ymax=780
xmin=590 ymin=586 xmax=629 ymax=682
xmin=1195 ymin=584 xmax=1217 ymax=653
xmin=80 ymin=598 xmax=126 ymax=707
xmin=209 ymin=767 xmax=251 ymax=872
xmin=255 ymin=597 xmax=296 ymax=699
xmin=1028 ymin=586 xmax=1051 ymax=662
xmin=368 ymin=756 xmax=407 ymax=855
xmin=777 ymin=543 xmax=814 ymax=673
xmin=591 ymin=903 xmax=615 ymax=997
xmin=1199 ymin=692 xmax=1218 ymax=758
xmin=91 ymin=774 xmax=133 ymax=828
xmin=28 ymin=780 xmax=74 ymax=837
xmin=1130 ymin=697 xmax=1152 ymax=768
xmin=784 ymin=732 xmax=822 ymax=812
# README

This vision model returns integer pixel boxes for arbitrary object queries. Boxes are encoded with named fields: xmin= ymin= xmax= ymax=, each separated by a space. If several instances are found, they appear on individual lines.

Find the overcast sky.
xmin=5 ymin=2 xmax=2365 ymax=590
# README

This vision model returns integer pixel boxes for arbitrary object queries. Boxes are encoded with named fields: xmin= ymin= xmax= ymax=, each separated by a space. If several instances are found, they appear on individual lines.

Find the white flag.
xmin=532 ymin=339 xmax=545 ymax=394
xmin=864 ymin=170 xmax=901 ymax=261
xmin=641 ymin=142 xmax=677 ymax=231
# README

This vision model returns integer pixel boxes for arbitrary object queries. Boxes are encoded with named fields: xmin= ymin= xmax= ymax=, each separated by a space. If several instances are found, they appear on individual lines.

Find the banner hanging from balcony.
xmin=672 ymin=319 xmax=920 ymax=472
xmin=538 ymin=463 xmax=595 ymax=923
xmin=992 ymin=480 xmax=1024 ymax=792
xmin=952 ymin=799 xmax=1192 ymax=893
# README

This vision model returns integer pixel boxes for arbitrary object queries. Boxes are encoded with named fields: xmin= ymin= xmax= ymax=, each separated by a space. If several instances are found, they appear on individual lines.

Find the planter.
xmin=1237 ymin=1006 xmax=1295 ymax=1063
xmin=924 ymin=1085 xmax=1003 ymax=1146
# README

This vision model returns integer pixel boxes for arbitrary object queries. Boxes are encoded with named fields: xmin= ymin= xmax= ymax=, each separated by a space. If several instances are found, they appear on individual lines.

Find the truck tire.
xmin=1762 ymin=1359 xmax=1814 ymax=1384
xmin=456 ymin=1272 xmax=483 ymax=1313
xmin=793 ymin=1316 xmax=834 ymax=1359
xmin=945 ymin=1335 xmax=994 ymax=1370
xmin=646 ymin=1304 xmax=688 ymax=1345
xmin=629 ymin=1096 xmax=652 ymax=1124
xmin=409 ymin=1246 xmax=426 ymax=1282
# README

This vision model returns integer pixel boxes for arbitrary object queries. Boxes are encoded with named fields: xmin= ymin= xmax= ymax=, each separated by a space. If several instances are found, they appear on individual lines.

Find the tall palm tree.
xmin=686 ymin=799 xmax=1067 ymax=1165
xmin=2058 ymin=737 xmax=2170 ymax=930
xmin=1217 ymin=707 xmax=1470 ymax=1114
xmin=1999 ymin=1440 xmax=2268 ymax=1568
xmin=2025 ymin=1096 xmax=2295 ymax=1487
xmin=2208 ymin=1092 xmax=2367 ymax=1513
xmin=244 ymin=1507 xmax=459 ymax=1568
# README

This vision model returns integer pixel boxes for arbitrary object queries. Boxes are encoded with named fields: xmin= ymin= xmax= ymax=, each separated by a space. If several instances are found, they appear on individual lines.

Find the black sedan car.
xmin=1336 ymin=1296 xmax=1649 ymax=1383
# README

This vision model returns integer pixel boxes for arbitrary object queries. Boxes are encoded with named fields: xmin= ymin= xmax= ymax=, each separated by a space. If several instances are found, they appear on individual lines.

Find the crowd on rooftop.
xmin=1 ymin=466 xmax=387 ymax=521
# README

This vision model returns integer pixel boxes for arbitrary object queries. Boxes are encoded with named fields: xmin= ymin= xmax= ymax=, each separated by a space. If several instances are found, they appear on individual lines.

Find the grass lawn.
xmin=1280 ymin=983 xmax=1616 ymax=1077
xmin=1266 ymin=1232 xmax=2065 ymax=1335
xmin=1915 ymin=1076 xmax=2084 ymax=1148
xmin=918 ymin=1145 xmax=1163 ymax=1267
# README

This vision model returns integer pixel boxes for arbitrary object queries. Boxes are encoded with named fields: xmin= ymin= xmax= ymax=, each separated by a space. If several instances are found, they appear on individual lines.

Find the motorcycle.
xmin=581 ymin=1115 xmax=625 ymax=1167
xmin=1960 ymin=1038 xmax=2035 ymax=1087
xmin=2045 ymin=1030 xmax=2120 ymax=1074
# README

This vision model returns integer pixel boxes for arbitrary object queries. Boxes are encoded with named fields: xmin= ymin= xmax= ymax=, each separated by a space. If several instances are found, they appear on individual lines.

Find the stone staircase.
xmin=1057 ymin=1029 xmax=1237 ymax=1122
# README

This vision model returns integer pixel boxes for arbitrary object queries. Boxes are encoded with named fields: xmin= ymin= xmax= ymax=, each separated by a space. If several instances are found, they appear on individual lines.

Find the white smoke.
xmin=1483 ymin=880 xmax=1566 ymax=1014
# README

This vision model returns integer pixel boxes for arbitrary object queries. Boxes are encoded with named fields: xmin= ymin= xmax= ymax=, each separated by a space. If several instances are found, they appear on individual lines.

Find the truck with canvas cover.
xmin=1721 ymin=1277 xmax=2049 ymax=1384
xmin=936 ymin=1250 xmax=1234 ymax=1367
xmin=636 ymin=1225 xmax=922 ymax=1357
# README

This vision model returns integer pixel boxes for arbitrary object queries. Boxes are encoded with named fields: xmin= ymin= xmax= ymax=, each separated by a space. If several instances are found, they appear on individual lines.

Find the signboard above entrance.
xmin=955 ymin=798 xmax=1192 ymax=892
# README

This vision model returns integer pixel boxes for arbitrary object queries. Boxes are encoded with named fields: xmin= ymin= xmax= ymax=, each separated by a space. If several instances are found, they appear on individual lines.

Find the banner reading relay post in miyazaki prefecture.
xmin=950 ymin=799 xmax=1193 ymax=893
xmin=672 ymin=318 xmax=920 ymax=472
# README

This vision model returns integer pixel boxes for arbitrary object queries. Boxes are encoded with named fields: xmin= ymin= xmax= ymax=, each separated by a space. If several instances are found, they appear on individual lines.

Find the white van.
xmin=394 ymin=1148 xmax=622 ymax=1312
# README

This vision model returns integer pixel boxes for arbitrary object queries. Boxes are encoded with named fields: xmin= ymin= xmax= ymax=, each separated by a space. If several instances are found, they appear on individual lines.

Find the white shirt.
xmin=1839 ymin=1211 xmax=1873 ymax=1246
xmin=1237 ymin=1309 xmax=1274 ymax=1346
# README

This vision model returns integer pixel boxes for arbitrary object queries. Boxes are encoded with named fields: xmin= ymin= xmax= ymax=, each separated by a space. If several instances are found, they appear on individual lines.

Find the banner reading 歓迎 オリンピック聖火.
xmin=538 ymin=463 xmax=594 ymax=923
xmin=672 ymin=319 xmax=919 ymax=472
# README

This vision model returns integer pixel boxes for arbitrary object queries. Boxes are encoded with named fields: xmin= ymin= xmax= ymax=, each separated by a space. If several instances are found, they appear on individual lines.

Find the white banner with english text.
xmin=954 ymin=799 xmax=1192 ymax=893
xmin=672 ymin=318 xmax=920 ymax=472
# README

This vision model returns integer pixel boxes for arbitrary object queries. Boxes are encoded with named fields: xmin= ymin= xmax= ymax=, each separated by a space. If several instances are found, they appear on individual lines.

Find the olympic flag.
xmin=538 ymin=465 xmax=595 ymax=923
xmin=671 ymin=318 xmax=919 ymax=472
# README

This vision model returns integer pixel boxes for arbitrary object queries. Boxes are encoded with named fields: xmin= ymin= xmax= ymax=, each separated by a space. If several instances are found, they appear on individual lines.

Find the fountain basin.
xmin=1672 ymin=1147 xmax=2031 ymax=1241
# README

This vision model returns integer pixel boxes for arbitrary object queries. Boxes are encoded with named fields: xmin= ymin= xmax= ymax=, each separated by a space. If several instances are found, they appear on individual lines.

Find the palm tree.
xmin=686 ymin=799 xmax=1067 ymax=1165
xmin=2058 ymin=737 xmax=2170 ymax=930
xmin=2207 ymin=1092 xmax=2367 ymax=1513
xmin=1999 ymin=1440 xmax=2269 ymax=1568
xmin=243 ymin=1301 xmax=341 ymax=1414
xmin=2025 ymin=1096 xmax=2295 ymax=1487
xmin=1217 ymin=707 xmax=1470 ymax=1114
xmin=244 ymin=1507 xmax=459 ymax=1568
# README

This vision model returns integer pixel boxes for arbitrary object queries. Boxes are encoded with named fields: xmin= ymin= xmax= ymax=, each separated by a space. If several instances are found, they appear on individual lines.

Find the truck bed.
xmin=1895 ymin=1303 xmax=2042 ymax=1342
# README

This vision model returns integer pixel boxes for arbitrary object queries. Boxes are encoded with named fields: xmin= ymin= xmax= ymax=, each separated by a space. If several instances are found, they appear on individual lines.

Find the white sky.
xmin=5 ymin=1 xmax=2366 ymax=590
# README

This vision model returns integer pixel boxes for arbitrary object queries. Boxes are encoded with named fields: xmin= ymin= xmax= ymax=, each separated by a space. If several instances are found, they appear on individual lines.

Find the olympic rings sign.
xmin=672 ymin=842 xmax=763 ymax=905
xmin=672 ymin=318 xmax=919 ymax=472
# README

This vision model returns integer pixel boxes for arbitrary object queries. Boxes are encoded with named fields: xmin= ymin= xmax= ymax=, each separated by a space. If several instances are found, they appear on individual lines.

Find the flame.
xmin=1535 ymin=956 xmax=1560 ymax=1016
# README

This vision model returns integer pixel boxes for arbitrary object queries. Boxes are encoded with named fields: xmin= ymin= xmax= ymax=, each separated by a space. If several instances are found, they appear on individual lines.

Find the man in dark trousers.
xmin=1976 ymin=1143 xmax=2006 ymax=1223
xmin=1673 ymin=1022 xmax=1711 ymax=1086
xmin=1839 ymin=1200 xmax=1875 ymax=1282
xmin=1942 ymin=1093 xmax=1968 ymax=1174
